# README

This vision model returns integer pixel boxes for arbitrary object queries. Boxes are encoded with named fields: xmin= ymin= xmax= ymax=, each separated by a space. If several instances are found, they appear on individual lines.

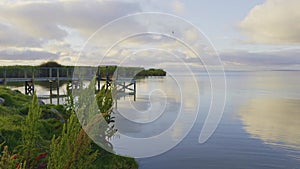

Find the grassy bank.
xmin=0 ymin=87 xmax=138 ymax=169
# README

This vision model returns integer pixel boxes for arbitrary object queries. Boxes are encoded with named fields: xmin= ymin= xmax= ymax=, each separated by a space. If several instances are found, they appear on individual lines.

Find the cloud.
xmin=0 ymin=21 xmax=43 ymax=48
xmin=138 ymin=0 xmax=185 ymax=15
xmin=0 ymin=0 xmax=141 ymax=47
xmin=239 ymin=0 xmax=300 ymax=44
xmin=0 ymin=0 xmax=142 ymax=65
xmin=1 ymin=0 xmax=297 ymax=69
xmin=0 ymin=49 xmax=59 ymax=60
xmin=171 ymin=0 xmax=185 ymax=14
xmin=0 ymin=0 xmax=214 ymax=67
xmin=220 ymin=49 xmax=300 ymax=66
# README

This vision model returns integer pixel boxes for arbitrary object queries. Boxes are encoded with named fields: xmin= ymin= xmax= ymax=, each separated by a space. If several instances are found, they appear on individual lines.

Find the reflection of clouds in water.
xmin=180 ymin=77 xmax=199 ymax=111
xmin=114 ymin=75 xmax=199 ymax=139
xmin=170 ymin=121 xmax=184 ymax=141
xmin=241 ymin=71 xmax=300 ymax=99
xmin=139 ymin=77 xmax=181 ymax=102
xmin=118 ymin=92 xmax=167 ymax=124
xmin=240 ymin=98 xmax=300 ymax=155
xmin=252 ymin=71 xmax=288 ymax=92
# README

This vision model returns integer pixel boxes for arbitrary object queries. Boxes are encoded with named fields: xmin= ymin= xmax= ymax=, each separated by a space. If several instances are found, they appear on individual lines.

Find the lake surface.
xmin=6 ymin=81 xmax=73 ymax=104
xmin=4 ymin=70 xmax=300 ymax=168
xmin=112 ymin=71 xmax=300 ymax=169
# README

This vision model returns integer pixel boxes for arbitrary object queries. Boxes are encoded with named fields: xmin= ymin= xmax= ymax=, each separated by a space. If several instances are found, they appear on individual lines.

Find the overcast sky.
xmin=0 ymin=0 xmax=299 ymax=69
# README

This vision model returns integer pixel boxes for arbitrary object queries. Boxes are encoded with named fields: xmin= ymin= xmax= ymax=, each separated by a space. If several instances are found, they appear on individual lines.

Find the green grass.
xmin=0 ymin=86 xmax=138 ymax=168
xmin=0 ymin=87 xmax=31 ymax=115
xmin=0 ymin=114 xmax=24 ymax=150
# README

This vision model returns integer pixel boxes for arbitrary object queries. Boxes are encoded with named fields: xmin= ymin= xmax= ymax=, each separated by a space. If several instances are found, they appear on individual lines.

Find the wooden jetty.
xmin=115 ymin=78 xmax=137 ymax=101
xmin=0 ymin=66 xmax=137 ymax=104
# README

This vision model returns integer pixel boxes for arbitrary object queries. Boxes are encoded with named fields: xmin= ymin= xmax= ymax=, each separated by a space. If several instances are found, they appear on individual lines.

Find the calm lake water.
xmin=7 ymin=81 xmax=71 ymax=104
xmin=112 ymin=70 xmax=300 ymax=169
xmin=5 ymin=70 xmax=300 ymax=168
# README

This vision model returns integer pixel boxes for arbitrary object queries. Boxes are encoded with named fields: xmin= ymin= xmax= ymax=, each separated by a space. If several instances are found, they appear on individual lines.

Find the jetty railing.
xmin=0 ymin=66 xmax=137 ymax=104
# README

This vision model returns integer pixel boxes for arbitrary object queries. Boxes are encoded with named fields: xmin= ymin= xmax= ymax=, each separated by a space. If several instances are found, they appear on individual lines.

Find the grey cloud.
xmin=220 ymin=49 xmax=300 ymax=66
xmin=0 ymin=0 xmax=142 ymax=47
xmin=0 ymin=49 xmax=59 ymax=60
xmin=0 ymin=21 xmax=43 ymax=47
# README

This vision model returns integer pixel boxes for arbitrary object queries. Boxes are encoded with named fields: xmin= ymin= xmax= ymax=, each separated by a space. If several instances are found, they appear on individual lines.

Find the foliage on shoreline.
xmin=0 ymin=61 xmax=166 ymax=80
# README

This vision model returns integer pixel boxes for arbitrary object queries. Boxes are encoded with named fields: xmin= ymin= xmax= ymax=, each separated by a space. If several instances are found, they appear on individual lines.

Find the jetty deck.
xmin=0 ymin=66 xmax=137 ymax=104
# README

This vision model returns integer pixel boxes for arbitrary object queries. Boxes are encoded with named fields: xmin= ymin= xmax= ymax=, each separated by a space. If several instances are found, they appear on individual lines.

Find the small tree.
xmin=48 ymin=84 xmax=98 ymax=169
xmin=17 ymin=93 xmax=45 ymax=168
xmin=47 ymin=113 xmax=98 ymax=169
xmin=39 ymin=61 xmax=62 ymax=67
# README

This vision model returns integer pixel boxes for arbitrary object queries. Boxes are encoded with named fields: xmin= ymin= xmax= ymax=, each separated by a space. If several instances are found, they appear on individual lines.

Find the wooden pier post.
xmin=24 ymin=67 xmax=34 ymax=95
xmin=56 ymin=68 xmax=60 ymax=105
xmin=97 ymin=66 xmax=101 ymax=91
xmin=25 ymin=81 xmax=28 ymax=95
xmin=25 ymin=81 xmax=34 ymax=95
xmin=66 ymin=68 xmax=69 ymax=78
xmin=134 ymin=80 xmax=136 ymax=101
xmin=3 ymin=67 xmax=7 ymax=85
xmin=24 ymin=70 xmax=27 ymax=79
xmin=31 ymin=67 xmax=35 ymax=82
xmin=49 ymin=80 xmax=53 ymax=104
xmin=106 ymin=66 xmax=109 ymax=90
xmin=49 ymin=68 xmax=52 ymax=79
